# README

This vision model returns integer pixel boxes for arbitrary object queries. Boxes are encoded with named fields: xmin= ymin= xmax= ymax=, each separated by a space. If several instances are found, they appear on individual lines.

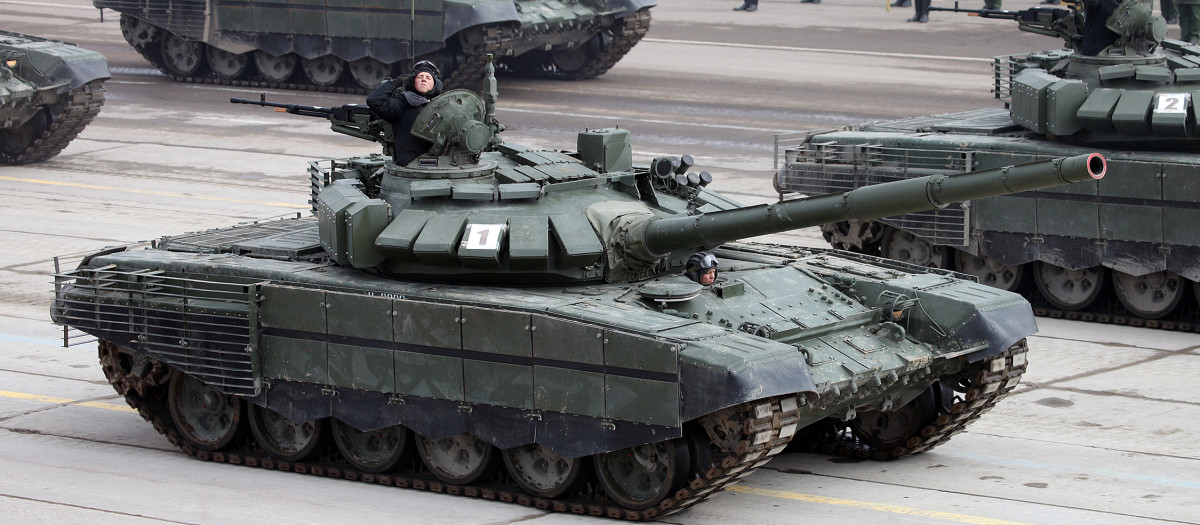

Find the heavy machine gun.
xmin=929 ymin=0 xmax=1168 ymax=56
xmin=928 ymin=1 xmax=1082 ymax=46
xmin=230 ymin=93 xmax=390 ymax=153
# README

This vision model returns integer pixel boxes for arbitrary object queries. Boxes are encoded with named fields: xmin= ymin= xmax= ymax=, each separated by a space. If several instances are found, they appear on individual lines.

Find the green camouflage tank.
xmin=93 ymin=0 xmax=653 ymax=92
xmin=775 ymin=0 xmax=1200 ymax=328
xmin=52 ymin=61 xmax=1105 ymax=518
xmin=0 ymin=31 xmax=108 ymax=164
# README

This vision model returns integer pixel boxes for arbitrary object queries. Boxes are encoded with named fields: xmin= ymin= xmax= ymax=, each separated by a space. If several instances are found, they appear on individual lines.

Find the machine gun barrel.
xmin=231 ymin=93 xmax=381 ymax=143
xmin=927 ymin=1 xmax=1074 ymax=38
xmin=230 ymin=93 xmax=335 ymax=118
xmin=639 ymin=153 xmax=1105 ymax=258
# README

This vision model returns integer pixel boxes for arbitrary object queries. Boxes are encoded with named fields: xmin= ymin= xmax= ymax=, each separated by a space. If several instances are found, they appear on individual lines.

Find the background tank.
xmin=0 ymin=30 xmax=108 ymax=164
xmin=774 ymin=0 xmax=1200 ymax=328
xmin=93 ymin=0 xmax=653 ymax=92
xmin=51 ymin=63 xmax=1103 ymax=518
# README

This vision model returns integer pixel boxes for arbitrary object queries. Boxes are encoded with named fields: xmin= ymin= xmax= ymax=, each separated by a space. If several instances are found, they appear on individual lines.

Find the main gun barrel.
xmin=639 ymin=153 xmax=1105 ymax=257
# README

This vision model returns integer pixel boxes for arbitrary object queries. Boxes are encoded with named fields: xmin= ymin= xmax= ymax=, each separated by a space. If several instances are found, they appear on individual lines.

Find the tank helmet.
xmin=411 ymin=60 xmax=441 ymax=80
xmin=407 ymin=60 xmax=443 ymax=97
xmin=685 ymin=252 xmax=719 ymax=283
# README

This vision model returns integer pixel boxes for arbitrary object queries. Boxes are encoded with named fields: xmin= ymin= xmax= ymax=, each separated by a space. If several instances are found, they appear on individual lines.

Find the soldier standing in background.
xmin=1180 ymin=0 xmax=1200 ymax=42
xmin=1162 ymin=0 xmax=1179 ymax=24
xmin=909 ymin=0 xmax=930 ymax=22
xmin=734 ymin=0 xmax=758 ymax=11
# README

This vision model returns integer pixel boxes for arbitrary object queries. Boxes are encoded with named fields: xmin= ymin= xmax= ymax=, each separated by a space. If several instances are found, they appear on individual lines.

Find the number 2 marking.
xmin=1155 ymin=93 xmax=1189 ymax=114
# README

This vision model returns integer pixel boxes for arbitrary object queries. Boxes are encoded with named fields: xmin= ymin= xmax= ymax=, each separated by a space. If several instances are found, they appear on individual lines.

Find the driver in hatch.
xmin=685 ymin=252 xmax=719 ymax=285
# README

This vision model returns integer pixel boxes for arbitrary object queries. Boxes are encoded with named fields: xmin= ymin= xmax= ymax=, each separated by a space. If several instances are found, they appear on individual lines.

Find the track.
xmin=99 ymin=340 xmax=802 ymax=521
xmin=0 ymin=80 xmax=105 ymax=164
xmin=796 ymin=341 xmax=1029 ymax=460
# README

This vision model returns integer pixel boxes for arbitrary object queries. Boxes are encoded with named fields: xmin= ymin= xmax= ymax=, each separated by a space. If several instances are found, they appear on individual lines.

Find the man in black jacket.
xmin=366 ymin=60 xmax=443 ymax=165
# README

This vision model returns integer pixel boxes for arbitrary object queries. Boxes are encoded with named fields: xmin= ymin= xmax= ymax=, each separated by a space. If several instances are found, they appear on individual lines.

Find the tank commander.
xmin=366 ymin=60 xmax=443 ymax=165
xmin=1080 ymin=0 xmax=1121 ymax=54
xmin=685 ymin=252 xmax=719 ymax=285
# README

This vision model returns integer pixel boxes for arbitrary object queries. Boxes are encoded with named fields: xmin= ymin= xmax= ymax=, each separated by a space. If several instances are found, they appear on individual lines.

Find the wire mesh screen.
xmin=96 ymin=0 xmax=208 ymax=40
xmin=53 ymin=266 xmax=257 ymax=395
xmin=776 ymin=141 xmax=971 ymax=247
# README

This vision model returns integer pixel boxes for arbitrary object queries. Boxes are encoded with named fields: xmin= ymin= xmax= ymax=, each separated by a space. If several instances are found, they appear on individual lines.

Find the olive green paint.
xmin=604 ymin=330 xmax=678 ymax=374
xmin=395 ymin=350 xmax=463 ymax=400
xmin=260 ymin=286 xmax=324 ymax=332
xmin=261 ymin=334 xmax=326 ymax=384
xmin=605 ymin=376 xmax=679 ymax=426
xmin=533 ymin=315 xmax=603 ymax=365
xmin=465 ymin=361 xmax=533 ymax=409
xmin=534 ymin=366 xmax=605 ymax=417
xmin=329 ymin=342 xmax=395 ymax=392
xmin=393 ymin=300 xmax=461 ymax=349
xmin=327 ymin=290 xmax=392 ymax=341
xmin=462 ymin=307 xmax=531 ymax=357
xmin=1036 ymin=199 xmax=1099 ymax=238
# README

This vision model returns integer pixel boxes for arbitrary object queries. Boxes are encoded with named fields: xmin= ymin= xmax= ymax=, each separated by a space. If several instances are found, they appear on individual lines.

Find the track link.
xmin=563 ymin=9 xmax=653 ymax=80
xmin=101 ymin=340 xmax=801 ymax=520
xmin=800 ymin=341 xmax=1028 ymax=461
xmin=0 ymin=81 xmax=105 ymax=164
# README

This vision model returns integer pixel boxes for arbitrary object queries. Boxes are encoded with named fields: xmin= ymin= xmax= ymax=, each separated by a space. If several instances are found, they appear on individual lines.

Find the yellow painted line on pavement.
xmin=727 ymin=485 xmax=1032 ymax=525
xmin=0 ymin=175 xmax=308 ymax=209
xmin=0 ymin=390 xmax=135 ymax=414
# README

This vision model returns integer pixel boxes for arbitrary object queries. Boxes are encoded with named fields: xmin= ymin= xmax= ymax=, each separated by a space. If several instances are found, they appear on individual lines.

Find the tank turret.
xmin=237 ymin=61 xmax=1105 ymax=285
xmin=932 ymin=0 xmax=1198 ymax=149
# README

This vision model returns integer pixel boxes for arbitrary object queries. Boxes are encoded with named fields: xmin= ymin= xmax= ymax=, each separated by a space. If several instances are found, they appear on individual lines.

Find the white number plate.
xmin=462 ymin=223 xmax=506 ymax=250
xmin=1155 ymin=93 xmax=1190 ymax=114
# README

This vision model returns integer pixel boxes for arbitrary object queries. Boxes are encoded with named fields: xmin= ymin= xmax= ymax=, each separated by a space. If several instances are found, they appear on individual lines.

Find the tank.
xmin=93 ymin=0 xmax=653 ymax=92
xmin=52 ymin=62 xmax=1104 ymax=518
xmin=0 ymin=30 xmax=109 ymax=164
xmin=774 ymin=1 xmax=1200 ymax=328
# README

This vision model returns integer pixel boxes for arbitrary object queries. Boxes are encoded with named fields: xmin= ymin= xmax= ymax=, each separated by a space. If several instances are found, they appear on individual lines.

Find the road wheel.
xmin=348 ymin=57 xmax=391 ymax=89
xmin=159 ymin=33 xmax=206 ymax=77
xmin=1112 ymin=270 xmax=1184 ymax=319
xmin=331 ymin=420 xmax=412 ymax=473
xmin=956 ymin=251 xmax=1025 ymax=292
xmin=301 ymin=55 xmax=345 ymax=87
xmin=254 ymin=51 xmax=297 ymax=82
xmin=503 ymin=443 xmax=590 ymax=498
xmin=594 ymin=438 xmax=690 ymax=511
xmin=248 ymin=405 xmax=328 ymax=461
xmin=1033 ymin=262 xmax=1105 ymax=311
xmin=206 ymin=45 xmax=251 ymax=80
xmin=168 ymin=371 xmax=245 ymax=451
xmin=416 ymin=433 xmax=499 ymax=485
xmin=850 ymin=385 xmax=940 ymax=452
xmin=881 ymin=227 xmax=950 ymax=269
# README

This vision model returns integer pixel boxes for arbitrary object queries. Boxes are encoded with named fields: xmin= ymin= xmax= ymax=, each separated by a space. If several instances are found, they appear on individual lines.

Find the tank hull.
xmin=0 ymin=31 xmax=108 ymax=164
xmin=53 ymin=216 xmax=1031 ymax=517
xmin=93 ymin=0 xmax=653 ymax=91
xmin=775 ymin=108 xmax=1200 ymax=327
